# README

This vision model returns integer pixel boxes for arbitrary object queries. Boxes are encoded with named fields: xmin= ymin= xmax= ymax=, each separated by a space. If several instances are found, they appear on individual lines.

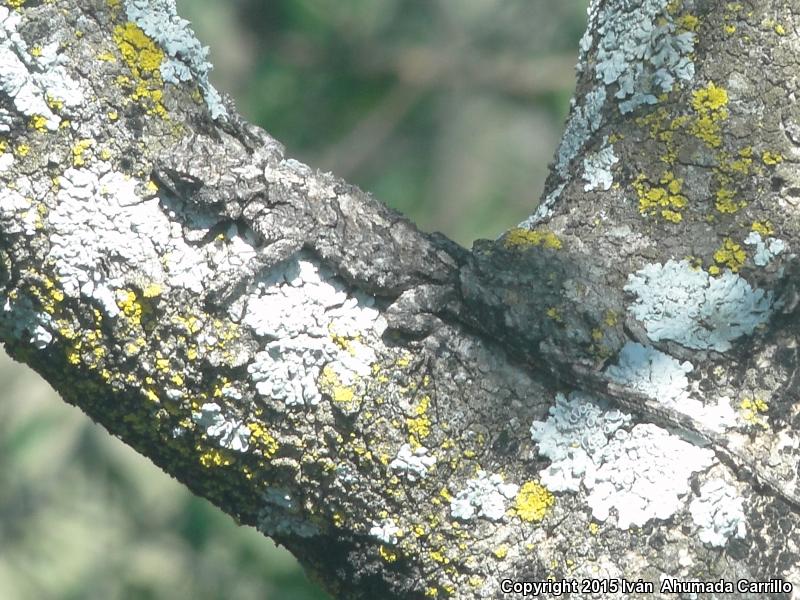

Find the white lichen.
xmin=50 ymin=168 xmax=179 ymax=300
xmin=0 ymin=7 xmax=83 ymax=130
xmin=689 ymin=478 xmax=747 ymax=547
xmin=124 ymin=0 xmax=227 ymax=119
xmin=582 ymin=139 xmax=619 ymax=191
xmin=389 ymin=444 xmax=436 ymax=482
xmin=192 ymin=401 xmax=250 ymax=452
xmin=625 ymin=259 xmax=773 ymax=352
xmin=0 ymin=185 xmax=35 ymax=235
xmin=450 ymin=471 xmax=519 ymax=522
xmin=531 ymin=392 xmax=715 ymax=529
xmin=605 ymin=342 xmax=737 ymax=432
xmin=744 ymin=231 xmax=786 ymax=267
xmin=240 ymin=256 xmax=386 ymax=407
xmin=370 ymin=519 xmax=400 ymax=545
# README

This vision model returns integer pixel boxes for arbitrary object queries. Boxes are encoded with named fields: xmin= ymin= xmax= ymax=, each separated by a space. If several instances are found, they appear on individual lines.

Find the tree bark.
xmin=1 ymin=1 xmax=799 ymax=599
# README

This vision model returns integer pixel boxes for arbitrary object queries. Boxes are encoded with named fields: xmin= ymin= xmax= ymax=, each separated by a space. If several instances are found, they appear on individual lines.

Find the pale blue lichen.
xmin=123 ymin=0 xmax=227 ymax=119
xmin=247 ymin=340 xmax=330 ymax=407
xmin=531 ymin=392 xmax=715 ymax=529
xmin=743 ymin=231 xmax=786 ymax=267
xmin=520 ymin=0 xmax=695 ymax=227
xmin=450 ymin=471 xmax=519 ymax=522
xmin=554 ymin=86 xmax=607 ymax=179
xmin=625 ymin=259 xmax=773 ymax=352
xmin=575 ymin=0 xmax=601 ymax=72
xmin=240 ymin=255 xmax=385 ymax=407
xmin=582 ymin=138 xmax=619 ymax=191
xmin=0 ymin=293 xmax=54 ymax=349
xmin=0 ymin=107 xmax=12 ymax=133
xmin=531 ymin=392 xmax=631 ymax=493
xmin=192 ymin=401 xmax=251 ymax=452
xmin=593 ymin=0 xmax=695 ymax=113
xmin=689 ymin=478 xmax=747 ymax=547
xmin=519 ymin=86 xmax=607 ymax=226
xmin=257 ymin=488 xmax=320 ymax=538
xmin=605 ymin=342 xmax=737 ymax=432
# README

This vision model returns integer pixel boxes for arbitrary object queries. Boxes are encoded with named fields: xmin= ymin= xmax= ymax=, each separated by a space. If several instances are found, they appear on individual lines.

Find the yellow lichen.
xmin=546 ymin=306 xmax=562 ymax=322
xmin=677 ymin=14 xmax=699 ymax=31
xmin=503 ymin=227 xmax=562 ymax=250
xmin=319 ymin=365 xmax=356 ymax=403
xmin=492 ymin=546 xmax=508 ymax=559
xmin=713 ymin=238 xmax=746 ymax=272
xmin=247 ymin=422 xmax=279 ymax=457
xmin=633 ymin=171 xmax=688 ymax=222
xmin=714 ymin=186 xmax=746 ymax=214
xmin=117 ymin=289 xmax=143 ymax=326
xmin=588 ymin=522 xmax=600 ymax=535
xmin=112 ymin=22 xmax=168 ymax=118
xmin=142 ymin=283 xmax=162 ymax=298
xmin=740 ymin=397 xmax=768 ymax=428
xmin=692 ymin=82 xmax=729 ymax=112
xmin=113 ymin=22 xmax=164 ymax=74
xmin=514 ymin=481 xmax=555 ymax=522
xmin=728 ymin=147 xmax=753 ymax=175
xmin=406 ymin=396 xmax=431 ymax=447
xmin=762 ymin=151 xmax=783 ymax=165
xmin=603 ymin=310 xmax=618 ymax=327
xmin=199 ymin=449 xmax=233 ymax=468
xmin=379 ymin=546 xmax=398 ymax=563
xmin=690 ymin=82 xmax=729 ymax=148
xmin=72 ymin=138 xmax=94 ymax=166
xmin=751 ymin=221 xmax=774 ymax=236
xmin=29 ymin=114 xmax=48 ymax=132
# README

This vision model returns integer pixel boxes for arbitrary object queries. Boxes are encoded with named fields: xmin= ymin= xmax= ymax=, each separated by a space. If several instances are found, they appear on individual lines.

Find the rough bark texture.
xmin=1 ymin=1 xmax=799 ymax=599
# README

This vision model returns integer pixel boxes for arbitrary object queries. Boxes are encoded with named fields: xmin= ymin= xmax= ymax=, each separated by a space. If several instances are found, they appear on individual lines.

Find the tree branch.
xmin=1 ymin=1 xmax=799 ymax=599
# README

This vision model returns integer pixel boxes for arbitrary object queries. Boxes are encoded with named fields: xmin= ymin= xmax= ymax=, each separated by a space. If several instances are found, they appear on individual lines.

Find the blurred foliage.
xmin=0 ymin=1 xmax=588 ymax=598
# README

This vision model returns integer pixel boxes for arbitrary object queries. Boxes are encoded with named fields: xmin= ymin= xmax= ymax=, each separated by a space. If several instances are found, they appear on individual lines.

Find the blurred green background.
xmin=0 ymin=1 xmax=588 ymax=598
